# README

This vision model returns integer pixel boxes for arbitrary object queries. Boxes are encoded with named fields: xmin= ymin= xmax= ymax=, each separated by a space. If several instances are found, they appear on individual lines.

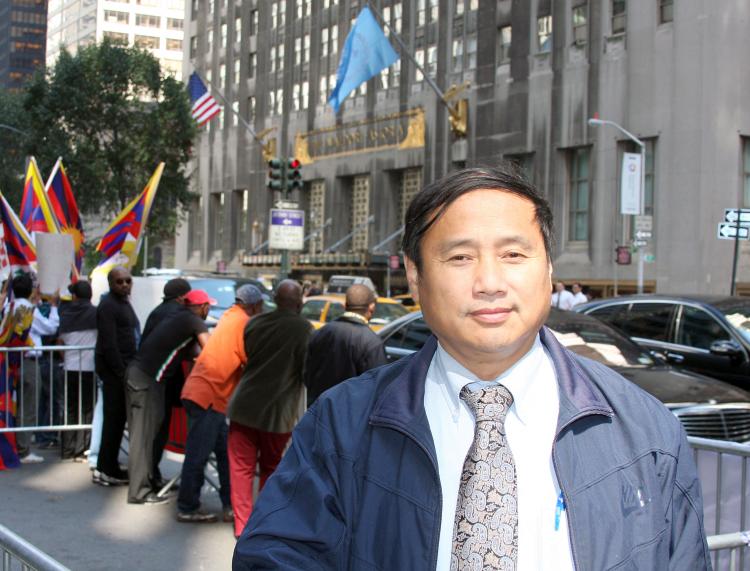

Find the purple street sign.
xmin=271 ymin=210 xmax=304 ymax=226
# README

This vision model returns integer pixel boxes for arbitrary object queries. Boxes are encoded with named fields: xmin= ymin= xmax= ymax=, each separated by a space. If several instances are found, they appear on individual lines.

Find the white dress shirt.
xmin=424 ymin=336 xmax=575 ymax=571
xmin=15 ymin=298 xmax=59 ymax=358
xmin=550 ymin=290 xmax=575 ymax=310
xmin=571 ymin=292 xmax=588 ymax=307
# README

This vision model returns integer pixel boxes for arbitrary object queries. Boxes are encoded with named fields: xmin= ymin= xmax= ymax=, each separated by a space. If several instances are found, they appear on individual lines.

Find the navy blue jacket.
xmin=233 ymin=328 xmax=711 ymax=570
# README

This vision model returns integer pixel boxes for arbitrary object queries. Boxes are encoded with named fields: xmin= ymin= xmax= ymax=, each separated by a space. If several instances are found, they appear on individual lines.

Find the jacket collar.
xmin=370 ymin=327 xmax=614 ymax=438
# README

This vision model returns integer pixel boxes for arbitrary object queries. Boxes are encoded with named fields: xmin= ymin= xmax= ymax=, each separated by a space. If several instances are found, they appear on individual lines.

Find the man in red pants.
xmin=226 ymin=280 xmax=312 ymax=538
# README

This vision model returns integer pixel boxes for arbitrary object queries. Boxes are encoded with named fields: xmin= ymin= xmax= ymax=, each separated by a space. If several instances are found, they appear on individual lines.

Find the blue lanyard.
xmin=554 ymin=492 xmax=566 ymax=531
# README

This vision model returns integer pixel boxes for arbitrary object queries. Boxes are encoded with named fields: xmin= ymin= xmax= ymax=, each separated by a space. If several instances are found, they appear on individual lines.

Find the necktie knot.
xmin=460 ymin=384 xmax=513 ymax=424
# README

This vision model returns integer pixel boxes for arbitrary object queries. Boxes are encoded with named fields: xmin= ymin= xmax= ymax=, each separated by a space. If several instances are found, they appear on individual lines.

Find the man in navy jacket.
xmin=233 ymin=167 xmax=710 ymax=570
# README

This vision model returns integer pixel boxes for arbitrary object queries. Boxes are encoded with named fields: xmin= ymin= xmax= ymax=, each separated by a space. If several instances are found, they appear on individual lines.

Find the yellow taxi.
xmin=391 ymin=293 xmax=421 ymax=313
xmin=301 ymin=294 xmax=409 ymax=332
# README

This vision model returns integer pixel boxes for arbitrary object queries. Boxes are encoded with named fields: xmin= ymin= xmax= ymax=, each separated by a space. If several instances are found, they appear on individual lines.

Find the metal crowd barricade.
xmin=0 ymin=345 xmax=96 ymax=435
xmin=690 ymin=436 xmax=750 ymax=570
xmin=0 ymin=524 xmax=70 ymax=571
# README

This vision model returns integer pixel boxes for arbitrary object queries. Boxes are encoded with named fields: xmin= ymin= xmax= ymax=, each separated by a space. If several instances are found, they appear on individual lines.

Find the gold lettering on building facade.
xmin=294 ymin=108 xmax=424 ymax=164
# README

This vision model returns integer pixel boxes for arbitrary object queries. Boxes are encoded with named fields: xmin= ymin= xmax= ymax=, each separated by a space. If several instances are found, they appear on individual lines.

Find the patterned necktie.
xmin=451 ymin=384 xmax=518 ymax=571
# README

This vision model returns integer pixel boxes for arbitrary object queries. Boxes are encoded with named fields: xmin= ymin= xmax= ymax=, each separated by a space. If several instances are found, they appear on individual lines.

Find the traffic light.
xmin=267 ymin=158 xmax=284 ymax=191
xmin=286 ymin=158 xmax=303 ymax=191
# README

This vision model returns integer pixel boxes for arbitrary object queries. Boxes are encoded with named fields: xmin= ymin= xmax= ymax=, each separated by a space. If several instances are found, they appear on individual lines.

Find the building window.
xmin=498 ymin=26 xmax=511 ymax=65
xmin=191 ymin=0 xmax=199 ymax=19
xmin=167 ymin=18 xmax=183 ymax=30
xmin=190 ymin=35 xmax=198 ymax=57
xmin=270 ymin=46 xmax=276 ymax=73
xmin=104 ymin=10 xmax=128 ymax=24
xmin=302 ymin=80 xmax=309 ymax=109
xmin=572 ymin=4 xmax=587 ymax=45
xmin=538 ymin=15 xmax=552 ymax=53
xmin=319 ymin=75 xmax=328 ymax=104
xmin=250 ymin=10 xmax=258 ymax=35
xmin=235 ymin=190 xmax=249 ymax=251
xmin=568 ymin=147 xmax=590 ymax=242
xmin=295 ymin=37 xmax=301 ymax=65
xmin=428 ymin=0 xmax=438 ymax=22
xmin=189 ymin=196 xmax=203 ymax=253
xmin=248 ymin=51 xmax=256 ymax=78
xmin=612 ymin=0 xmax=626 ymax=33
xmin=275 ymin=88 xmax=284 ymax=115
xmin=469 ymin=0 xmax=478 ymax=10
xmin=417 ymin=0 xmax=426 ymax=27
xmin=104 ymin=31 xmax=128 ymax=43
xmin=331 ymin=24 xmax=338 ymax=54
xmin=393 ymin=3 xmax=402 ymax=34
xmin=234 ymin=59 xmax=240 ymax=84
xmin=452 ymin=38 xmax=463 ymax=72
xmin=277 ymin=43 xmax=285 ymax=71
xmin=135 ymin=14 xmax=159 ymax=28
xmin=134 ymin=35 xmax=159 ymax=49
xmin=166 ymin=38 xmax=182 ymax=51
xmin=292 ymin=83 xmax=301 ymax=110
xmin=247 ymin=95 xmax=255 ymax=121
xmin=467 ymin=36 xmax=477 ymax=69
xmin=219 ymin=63 xmax=226 ymax=87
xmin=321 ymin=27 xmax=328 ymax=57
xmin=211 ymin=193 xmax=225 ymax=255
xmin=658 ymin=0 xmax=673 ymax=24
xmin=208 ymin=28 xmax=213 ymax=51
xmin=221 ymin=23 xmax=227 ymax=48
xmin=303 ymin=34 xmax=310 ymax=63
xmin=426 ymin=45 xmax=437 ymax=79
xmin=235 ymin=16 xmax=241 ymax=41
xmin=400 ymin=169 xmax=422 ymax=225
xmin=415 ymin=48 xmax=424 ymax=82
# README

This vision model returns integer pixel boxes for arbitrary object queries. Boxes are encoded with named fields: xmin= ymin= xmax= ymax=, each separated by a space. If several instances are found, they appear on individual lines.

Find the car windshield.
xmin=187 ymin=279 xmax=237 ymax=309
xmin=371 ymin=302 xmax=409 ymax=324
xmin=719 ymin=302 xmax=750 ymax=344
xmin=547 ymin=315 xmax=654 ymax=368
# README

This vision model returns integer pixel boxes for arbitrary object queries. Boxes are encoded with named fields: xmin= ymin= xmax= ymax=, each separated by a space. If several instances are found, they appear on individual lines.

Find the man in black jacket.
xmin=304 ymin=284 xmax=387 ymax=406
xmin=94 ymin=267 xmax=139 ymax=486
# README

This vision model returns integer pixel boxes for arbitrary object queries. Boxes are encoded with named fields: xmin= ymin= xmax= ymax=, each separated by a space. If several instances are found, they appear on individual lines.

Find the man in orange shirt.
xmin=176 ymin=284 xmax=264 ymax=523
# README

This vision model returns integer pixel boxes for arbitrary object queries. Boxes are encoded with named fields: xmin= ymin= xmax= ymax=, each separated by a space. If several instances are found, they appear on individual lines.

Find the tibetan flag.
xmin=0 ymin=191 xmax=36 ymax=273
xmin=188 ymin=72 xmax=221 ymax=126
xmin=328 ymin=7 xmax=399 ymax=113
xmin=20 ymin=157 xmax=60 ymax=234
xmin=46 ymin=159 xmax=85 ymax=273
xmin=95 ymin=162 xmax=164 ymax=271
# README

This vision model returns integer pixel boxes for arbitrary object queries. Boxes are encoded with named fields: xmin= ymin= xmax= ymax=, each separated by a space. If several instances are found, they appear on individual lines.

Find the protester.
xmin=550 ymin=280 xmax=575 ymax=310
xmin=140 ymin=278 xmax=192 ymax=489
xmin=93 ymin=267 xmax=138 ymax=486
xmin=177 ymin=284 xmax=264 ymax=525
xmin=226 ymin=280 xmax=312 ymax=538
xmin=303 ymin=284 xmax=387 ymax=406
xmin=126 ymin=289 xmax=212 ymax=505
xmin=571 ymin=282 xmax=588 ymax=307
xmin=58 ymin=281 xmax=97 ymax=461
xmin=13 ymin=274 xmax=59 ymax=464
xmin=233 ymin=166 xmax=710 ymax=569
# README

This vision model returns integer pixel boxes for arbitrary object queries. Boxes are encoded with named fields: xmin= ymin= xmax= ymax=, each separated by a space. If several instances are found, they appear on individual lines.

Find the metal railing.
xmin=0 ymin=524 xmax=70 ymax=571
xmin=0 ymin=345 xmax=96 ymax=434
xmin=691 ymin=436 xmax=750 ymax=570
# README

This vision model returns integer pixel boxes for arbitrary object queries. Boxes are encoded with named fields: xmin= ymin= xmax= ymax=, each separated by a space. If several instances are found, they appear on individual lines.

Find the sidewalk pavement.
xmin=0 ymin=447 xmax=236 ymax=570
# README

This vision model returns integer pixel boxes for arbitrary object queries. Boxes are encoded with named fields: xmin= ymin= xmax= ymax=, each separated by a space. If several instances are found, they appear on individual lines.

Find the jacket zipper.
xmin=370 ymin=419 xmax=443 ymax=571
xmin=551 ymin=408 xmax=612 ymax=571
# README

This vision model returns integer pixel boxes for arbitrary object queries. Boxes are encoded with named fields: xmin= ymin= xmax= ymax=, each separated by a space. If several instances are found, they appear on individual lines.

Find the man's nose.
xmin=473 ymin=256 xmax=508 ymax=297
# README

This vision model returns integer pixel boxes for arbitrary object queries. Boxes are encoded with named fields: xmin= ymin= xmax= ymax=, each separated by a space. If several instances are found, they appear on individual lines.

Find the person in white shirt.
xmin=12 ymin=274 xmax=59 ymax=464
xmin=571 ymin=282 xmax=588 ymax=307
xmin=550 ymin=281 xmax=575 ymax=310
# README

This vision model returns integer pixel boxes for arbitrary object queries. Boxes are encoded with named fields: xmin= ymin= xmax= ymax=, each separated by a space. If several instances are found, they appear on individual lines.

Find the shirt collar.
xmin=434 ymin=334 xmax=544 ymax=425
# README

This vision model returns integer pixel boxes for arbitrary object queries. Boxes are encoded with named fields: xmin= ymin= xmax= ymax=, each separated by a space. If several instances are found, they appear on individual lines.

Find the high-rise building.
xmin=0 ymin=0 xmax=48 ymax=91
xmin=46 ymin=0 xmax=185 ymax=80
xmin=177 ymin=0 xmax=750 ymax=296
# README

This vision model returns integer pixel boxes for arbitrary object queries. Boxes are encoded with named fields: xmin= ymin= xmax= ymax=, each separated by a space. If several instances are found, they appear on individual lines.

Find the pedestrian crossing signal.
xmin=268 ymin=158 xmax=283 ymax=191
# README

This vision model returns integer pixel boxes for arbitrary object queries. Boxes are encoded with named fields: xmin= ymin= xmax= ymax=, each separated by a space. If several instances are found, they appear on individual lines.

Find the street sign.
xmin=644 ymin=253 xmax=656 ymax=264
xmin=269 ymin=208 xmax=305 ymax=250
xmin=634 ymin=230 xmax=652 ymax=240
xmin=717 ymin=223 xmax=750 ymax=240
xmin=724 ymin=209 xmax=750 ymax=225
xmin=634 ymin=215 xmax=652 ymax=232
xmin=632 ymin=239 xmax=648 ymax=248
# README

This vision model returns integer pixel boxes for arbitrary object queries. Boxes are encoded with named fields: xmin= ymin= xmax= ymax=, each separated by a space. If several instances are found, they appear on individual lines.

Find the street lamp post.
xmin=588 ymin=118 xmax=646 ymax=295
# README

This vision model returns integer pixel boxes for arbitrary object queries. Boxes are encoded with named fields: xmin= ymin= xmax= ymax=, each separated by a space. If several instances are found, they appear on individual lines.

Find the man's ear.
xmin=404 ymin=255 xmax=420 ymax=304
xmin=548 ymin=262 xmax=553 ymax=289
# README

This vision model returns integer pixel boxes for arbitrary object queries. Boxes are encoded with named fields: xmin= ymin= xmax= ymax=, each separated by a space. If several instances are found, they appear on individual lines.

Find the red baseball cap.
xmin=183 ymin=289 xmax=217 ymax=306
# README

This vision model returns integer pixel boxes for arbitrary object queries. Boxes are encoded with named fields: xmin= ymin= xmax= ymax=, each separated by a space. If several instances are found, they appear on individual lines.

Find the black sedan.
xmin=377 ymin=309 xmax=750 ymax=443
xmin=575 ymin=295 xmax=750 ymax=389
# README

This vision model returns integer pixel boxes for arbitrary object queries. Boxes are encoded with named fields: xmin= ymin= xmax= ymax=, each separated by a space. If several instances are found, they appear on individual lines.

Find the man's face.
xmin=572 ymin=284 xmax=582 ymax=294
xmin=109 ymin=269 xmax=132 ymax=298
xmin=555 ymin=282 xmax=565 ymax=293
xmin=405 ymin=189 xmax=552 ymax=375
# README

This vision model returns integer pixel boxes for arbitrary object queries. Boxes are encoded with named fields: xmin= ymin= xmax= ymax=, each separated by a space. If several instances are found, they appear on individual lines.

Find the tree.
xmin=23 ymin=39 xmax=197 ymax=242
xmin=0 ymin=89 xmax=31 ymax=207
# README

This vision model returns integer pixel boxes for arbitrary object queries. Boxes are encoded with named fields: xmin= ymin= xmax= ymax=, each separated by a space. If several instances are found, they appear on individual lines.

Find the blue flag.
xmin=328 ymin=7 xmax=399 ymax=113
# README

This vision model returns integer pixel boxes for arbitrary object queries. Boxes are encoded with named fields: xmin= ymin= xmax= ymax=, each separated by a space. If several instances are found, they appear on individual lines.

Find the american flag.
xmin=188 ymin=72 xmax=221 ymax=126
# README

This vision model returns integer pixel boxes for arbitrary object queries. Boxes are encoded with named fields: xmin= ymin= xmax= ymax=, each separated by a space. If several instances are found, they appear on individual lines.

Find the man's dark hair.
xmin=11 ymin=274 xmax=33 ymax=299
xmin=401 ymin=165 xmax=554 ymax=271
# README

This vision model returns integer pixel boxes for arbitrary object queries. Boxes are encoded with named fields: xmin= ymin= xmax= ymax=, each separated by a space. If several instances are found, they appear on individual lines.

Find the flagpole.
xmin=365 ymin=2 xmax=461 ymax=122
xmin=194 ymin=70 xmax=267 ymax=148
